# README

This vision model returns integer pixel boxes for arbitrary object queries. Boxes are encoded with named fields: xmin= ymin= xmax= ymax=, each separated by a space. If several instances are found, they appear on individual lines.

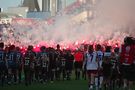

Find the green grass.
xmin=1 ymin=79 xmax=135 ymax=90
xmin=0 ymin=80 xmax=88 ymax=90
xmin=0 ymin=69 xmax=88 ymax=90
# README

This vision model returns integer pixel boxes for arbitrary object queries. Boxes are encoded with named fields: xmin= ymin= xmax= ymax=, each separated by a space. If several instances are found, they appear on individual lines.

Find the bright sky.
xmin=0 ymin=0 xmax=76 ymax=10
xmin=0 ymin=0 xmax=21 ymax=9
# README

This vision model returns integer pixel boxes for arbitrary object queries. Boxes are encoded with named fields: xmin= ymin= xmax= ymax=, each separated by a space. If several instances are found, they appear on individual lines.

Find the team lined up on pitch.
xmin=0 ymin=37 xmax=135 ymax=90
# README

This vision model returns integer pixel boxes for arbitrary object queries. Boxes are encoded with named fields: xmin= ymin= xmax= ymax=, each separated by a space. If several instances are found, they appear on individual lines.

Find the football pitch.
xmin=0 ymin=79 xmax=88 ymax=90
xmin=1 ymin=79 xmax=135 ymax=90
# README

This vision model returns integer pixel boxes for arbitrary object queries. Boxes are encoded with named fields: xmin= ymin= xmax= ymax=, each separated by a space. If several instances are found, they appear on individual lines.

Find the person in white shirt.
xmin=83 ymin=45 xmax=102 ymax=90
xmin=95 ymin=44 xmax=104 ymax=90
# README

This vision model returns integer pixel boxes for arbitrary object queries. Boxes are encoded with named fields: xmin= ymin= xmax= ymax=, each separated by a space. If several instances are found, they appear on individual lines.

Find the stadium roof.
xmin=0 ymin=12 xmax=23 ymax=19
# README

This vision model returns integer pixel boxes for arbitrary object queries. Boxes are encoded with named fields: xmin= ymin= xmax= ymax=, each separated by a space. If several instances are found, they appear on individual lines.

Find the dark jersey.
xmin=56 ymin=49 xmax=62 ymax=60
xmin=65 ymin=53 xmax=74 ymax=70
xmin=56 ymin=49 xmax=63 ymax=68
xmin=61 ymin=57 xmax=66 ymax=67
xmin=102 ymin=52 xmax=113 ymax=77
xmin=7 ymin=51 xmax=17 ymax=68
xmin=0 ymin=50 xmax=6 ymax=66
xmin=102 ymin=62 xmax=113 ymax=76
xmin=48 ymin=51 xmax=57 ymax=69
xmin=24 ymin=51 xmax=36 ymax=69
xmin=38 ymin=52 xmax=48 ymax=68
xmin=16 ymin=51 xmax=22 ymax=66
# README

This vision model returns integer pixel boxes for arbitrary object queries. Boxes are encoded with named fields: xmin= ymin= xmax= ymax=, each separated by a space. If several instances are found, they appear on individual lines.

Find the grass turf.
xmin=1 ymin=79 xmax=135 ymax=90
xmin=0 ymin=79 xmax=88 ymax=90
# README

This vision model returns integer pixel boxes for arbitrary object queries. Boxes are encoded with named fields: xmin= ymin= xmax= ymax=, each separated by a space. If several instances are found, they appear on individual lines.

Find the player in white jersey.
xmin=95 ymin=44 xmax=104 ymax=90
xmin=83 ymin=45 xmax=98 ymax=90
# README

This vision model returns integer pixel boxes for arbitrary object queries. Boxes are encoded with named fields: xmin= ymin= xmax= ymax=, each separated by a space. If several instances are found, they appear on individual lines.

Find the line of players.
xmin=0 ymin=36 xmax=135 ymax=90
xmin=0 ymin=43 xmax=75 ymax=86
xmin=83 ymin=37 xmax=135 ymax=90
